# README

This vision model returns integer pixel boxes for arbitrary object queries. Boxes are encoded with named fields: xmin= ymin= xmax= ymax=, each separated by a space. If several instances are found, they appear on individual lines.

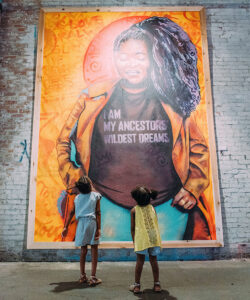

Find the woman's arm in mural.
xmin=185 ymin=112 xmax=210 ymax=197
xmin=95 ymin=198 xmax=101 ymax=240
xmin=61 ymin=204 xmax=75 ymax=238
xmin=130 ymin=208 xmax=136 ymax=242
xmin=56 ymin=94 xmax=87 ymax=189
xmin=173 ymin=112 xmax=210 ymax=209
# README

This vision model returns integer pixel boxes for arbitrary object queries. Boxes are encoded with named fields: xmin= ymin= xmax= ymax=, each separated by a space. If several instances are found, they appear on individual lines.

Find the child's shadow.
xmin=134 ymin=289 xmax=177 ymax=300
xmin=50 ymin=281 xmax=90 ymax=293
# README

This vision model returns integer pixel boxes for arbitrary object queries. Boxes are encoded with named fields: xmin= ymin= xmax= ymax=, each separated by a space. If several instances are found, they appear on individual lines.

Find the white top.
xmin=74 ymin=191 xmax=101 ymax=220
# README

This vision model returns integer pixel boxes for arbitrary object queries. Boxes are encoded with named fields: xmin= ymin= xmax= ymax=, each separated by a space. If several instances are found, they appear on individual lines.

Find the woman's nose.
xmin=127 ymin=57 xmax=139 ymax=67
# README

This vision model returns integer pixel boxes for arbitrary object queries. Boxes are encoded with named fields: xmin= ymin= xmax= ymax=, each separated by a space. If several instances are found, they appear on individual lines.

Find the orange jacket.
xmin=57 ymin=83 xmax=214 ymax=239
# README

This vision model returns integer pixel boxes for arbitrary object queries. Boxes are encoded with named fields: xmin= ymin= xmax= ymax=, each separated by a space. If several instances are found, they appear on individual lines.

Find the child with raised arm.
xmin=62 ymin=176 xmax=102 ymax=286
xmin=130 ymin=186 xmax=162 ymax=294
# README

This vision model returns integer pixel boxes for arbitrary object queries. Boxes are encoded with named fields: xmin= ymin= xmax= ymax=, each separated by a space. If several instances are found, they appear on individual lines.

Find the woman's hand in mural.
xmin=70 ymin=92 xmax=87 ymax=118
xmin=77 ymin=93 xmax=87 ymax=109
xmin=172 ymin=188 xmax=197 ymax=210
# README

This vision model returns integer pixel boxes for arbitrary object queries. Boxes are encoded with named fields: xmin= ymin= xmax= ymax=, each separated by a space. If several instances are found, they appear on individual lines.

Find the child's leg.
xmin=149 ymin=255 xmax=159 ymax=282
xmin=80 ymin=246 xmax=88 ymax=278
xmin=149 ymin=255 xmax=161 ymax=292
xmin=90 ymin=244 xmax=98 ymax=276
xmin=89 ymin=244 xmax=102 ymax=285
xmin=135 ymin=254 xmax=145 ymax=283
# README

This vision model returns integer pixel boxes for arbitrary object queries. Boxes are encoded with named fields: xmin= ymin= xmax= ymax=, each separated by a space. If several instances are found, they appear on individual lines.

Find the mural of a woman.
xmin=57 ymin=16 xmax=212 ymax=242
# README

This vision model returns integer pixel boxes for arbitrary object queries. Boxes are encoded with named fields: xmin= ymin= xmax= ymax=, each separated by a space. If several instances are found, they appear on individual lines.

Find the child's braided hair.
xmin=131 ymin=186 xmax=158 ymax=206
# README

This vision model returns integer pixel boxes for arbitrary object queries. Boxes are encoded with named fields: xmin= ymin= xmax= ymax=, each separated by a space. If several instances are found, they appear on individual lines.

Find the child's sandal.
xmin=153 ymin=281 xmax=162 ymax=292
xmin=89 ymin=275 xmax=102 ymax=286
xmin=79 ymin=273 xmax=88 ymax=283
xmin=129 ymin=282 xmax=141 ymax=294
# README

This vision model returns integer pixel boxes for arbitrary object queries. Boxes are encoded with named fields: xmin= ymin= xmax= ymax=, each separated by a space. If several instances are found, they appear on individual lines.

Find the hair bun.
xmin=150 ymin=189 xmax=158 ymax=200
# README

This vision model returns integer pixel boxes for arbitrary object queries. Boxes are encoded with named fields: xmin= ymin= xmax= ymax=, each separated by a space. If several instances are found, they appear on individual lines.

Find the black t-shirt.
xmin=88 ymin=83 xmax=182 ymax=208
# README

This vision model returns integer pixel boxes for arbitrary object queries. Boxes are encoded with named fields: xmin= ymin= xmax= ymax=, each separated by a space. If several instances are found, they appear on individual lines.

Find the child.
xmin=130 ymin=186 xmax=162 ymax=294
xmin=62 ymin=176 xmax=102 ymax=286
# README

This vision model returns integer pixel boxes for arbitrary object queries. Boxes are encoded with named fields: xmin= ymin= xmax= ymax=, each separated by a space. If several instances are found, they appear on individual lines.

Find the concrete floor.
xmin=0 ymin=260 xmax=249 ymax=300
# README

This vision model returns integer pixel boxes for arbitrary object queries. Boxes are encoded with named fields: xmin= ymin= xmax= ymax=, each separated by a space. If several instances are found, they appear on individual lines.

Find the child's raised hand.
xmin=61 ymin=227 xmax=68 ymax=238
xmin=94 ymin=229 xmax=101 ymax=241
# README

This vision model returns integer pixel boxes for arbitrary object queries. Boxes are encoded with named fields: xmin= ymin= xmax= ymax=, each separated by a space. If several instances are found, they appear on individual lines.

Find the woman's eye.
xmin=136 ymin=54 xmax=146 ymax=61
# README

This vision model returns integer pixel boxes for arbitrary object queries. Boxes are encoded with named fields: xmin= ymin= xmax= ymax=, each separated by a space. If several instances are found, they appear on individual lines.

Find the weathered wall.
xmin=0 ymin=0 xmax=250 ymax=261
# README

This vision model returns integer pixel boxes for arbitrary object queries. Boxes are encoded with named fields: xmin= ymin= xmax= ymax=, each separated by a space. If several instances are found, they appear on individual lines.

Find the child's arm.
xmin=62 ymin=204 xmax=75 ymax=238
xmin=130 ymin=207 xmax=135 ymax=242
xmin=94 ymin=198 xmax=101 ymax=240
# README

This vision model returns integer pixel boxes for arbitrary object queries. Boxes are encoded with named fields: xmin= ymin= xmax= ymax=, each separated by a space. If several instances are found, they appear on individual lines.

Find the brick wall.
xmin=0 ymin=0 xmax=249 ymax=261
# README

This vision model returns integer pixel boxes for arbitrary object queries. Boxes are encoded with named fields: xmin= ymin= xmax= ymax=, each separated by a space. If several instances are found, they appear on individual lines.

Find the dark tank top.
xmin=88 ymin=83 xmax=182 ymax=208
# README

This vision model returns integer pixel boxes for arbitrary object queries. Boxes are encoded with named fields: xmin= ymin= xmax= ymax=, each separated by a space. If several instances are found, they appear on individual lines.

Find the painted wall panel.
xmin=26 ymin=7 xmax=223 ymax=249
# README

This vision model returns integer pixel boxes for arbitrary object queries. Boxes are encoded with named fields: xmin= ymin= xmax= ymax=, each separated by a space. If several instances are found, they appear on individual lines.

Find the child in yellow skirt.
xmin=130 ymin=186 xmax=162 ymax=294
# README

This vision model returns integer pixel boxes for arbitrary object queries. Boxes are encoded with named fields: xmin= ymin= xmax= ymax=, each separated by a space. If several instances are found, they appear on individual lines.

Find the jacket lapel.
xmin=161 ymin=102 xmax=183 ymax=148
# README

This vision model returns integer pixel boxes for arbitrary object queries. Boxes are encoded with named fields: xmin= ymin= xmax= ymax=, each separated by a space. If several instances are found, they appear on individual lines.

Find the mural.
xmin=27 ymin=8 xmax=223 ymax=248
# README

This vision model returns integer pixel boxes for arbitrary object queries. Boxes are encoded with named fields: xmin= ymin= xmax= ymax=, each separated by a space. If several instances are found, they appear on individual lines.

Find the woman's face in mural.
xmin=114 ymin=39 xmax=150 ymax=86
